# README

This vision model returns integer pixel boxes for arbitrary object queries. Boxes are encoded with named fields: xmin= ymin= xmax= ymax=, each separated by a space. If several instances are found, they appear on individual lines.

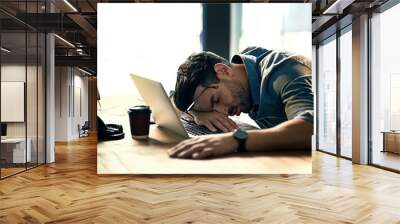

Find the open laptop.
xmin=131 ymin=74 xmax=257 ymax=138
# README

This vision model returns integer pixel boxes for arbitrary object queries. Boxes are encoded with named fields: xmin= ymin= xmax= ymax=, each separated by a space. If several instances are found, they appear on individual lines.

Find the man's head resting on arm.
xmin=173 ymin=51 xmax=251 ymax=116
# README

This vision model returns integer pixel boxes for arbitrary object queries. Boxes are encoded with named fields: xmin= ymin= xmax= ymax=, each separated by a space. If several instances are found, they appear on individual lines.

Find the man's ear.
xmin=214 ymin=63 xmax=233 ymax=79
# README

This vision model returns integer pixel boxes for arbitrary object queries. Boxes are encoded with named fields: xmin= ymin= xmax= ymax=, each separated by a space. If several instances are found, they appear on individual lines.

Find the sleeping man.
xmin=168 ymin=47 xmax=313 ymax=159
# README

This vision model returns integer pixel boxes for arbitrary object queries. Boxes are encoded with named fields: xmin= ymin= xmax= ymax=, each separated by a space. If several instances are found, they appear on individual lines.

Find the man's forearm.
xmin=246 ymin=119 xmax=313 ymax=151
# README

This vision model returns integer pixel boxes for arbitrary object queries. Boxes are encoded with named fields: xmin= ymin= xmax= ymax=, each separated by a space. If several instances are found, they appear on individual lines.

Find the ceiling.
xmin=0 ymin=0 xmax=99 ymax=74
xmin=311 ymin=0 xmax=390 ymax=43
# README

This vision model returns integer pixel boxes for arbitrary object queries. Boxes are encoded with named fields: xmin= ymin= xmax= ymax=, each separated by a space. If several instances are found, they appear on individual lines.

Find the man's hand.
xmin=191 ymin=111 xmax=238 ymax=133
xmin=168 ymin=133 xmax=238 ymax=159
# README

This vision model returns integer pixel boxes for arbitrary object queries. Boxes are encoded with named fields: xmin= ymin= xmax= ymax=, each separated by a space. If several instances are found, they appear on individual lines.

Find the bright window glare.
xmin=371 ymin=2 xmax=400 ymax=170
xmin=98 ymin=3 xmax=202 ymax=97
xmin=239 ymin=3 xmax=311 ymax=59
xmin=317 ymin=38 xmax=337 ymax=154
xmin=340 ymin=29 xmax=352 ymax=158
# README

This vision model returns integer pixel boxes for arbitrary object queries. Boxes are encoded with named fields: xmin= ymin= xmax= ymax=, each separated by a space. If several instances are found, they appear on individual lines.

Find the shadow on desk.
xmin=97 ymin=125 xmax=312 ymax=175
xmin=203 ymin=149 xmax=311 ymax=160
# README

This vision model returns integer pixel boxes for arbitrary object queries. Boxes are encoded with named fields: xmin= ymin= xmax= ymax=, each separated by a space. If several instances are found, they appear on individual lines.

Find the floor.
xmin=1 ymin=163 xmax=43 ymax=178
xmin=0 ymin=136 xmax=400 ymax=223
xmin=0 ymin=167 xmax=25 ymax=178
xmin=372 ymin=150 xmax=400 ymax=171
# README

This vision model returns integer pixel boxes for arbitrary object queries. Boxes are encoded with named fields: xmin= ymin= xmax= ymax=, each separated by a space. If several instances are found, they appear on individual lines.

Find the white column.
xmin=45 ymin=0 xmax=55 ymax=163
xmin=46 ymin=33 xmax=55 ymax=163
xmin=312 ymin=45 xmax=317 ymax=151
xmin=352 ymin=14 xmax=369 ymax=164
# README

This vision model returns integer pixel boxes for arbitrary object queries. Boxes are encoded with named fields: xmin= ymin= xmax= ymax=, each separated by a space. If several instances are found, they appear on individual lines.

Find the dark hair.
xmin=173 ymin=51 xmax=229 ymax=111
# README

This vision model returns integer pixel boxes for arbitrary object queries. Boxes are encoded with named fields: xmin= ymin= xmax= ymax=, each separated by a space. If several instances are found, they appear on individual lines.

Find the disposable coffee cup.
xmin=128 ymin=105 xmax=151 ymax=139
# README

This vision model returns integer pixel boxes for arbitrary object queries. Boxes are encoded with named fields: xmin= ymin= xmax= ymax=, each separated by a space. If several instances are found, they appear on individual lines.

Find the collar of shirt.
xmin=231 ymin=53 xmax=261 ymax=115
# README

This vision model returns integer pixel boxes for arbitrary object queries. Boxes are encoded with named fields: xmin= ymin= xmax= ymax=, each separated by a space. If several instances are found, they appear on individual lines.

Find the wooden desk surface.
xmin=1 ymin=138 xmax=27 ymax=143
xmin=97 ymin=95 xmax=312 ymax=174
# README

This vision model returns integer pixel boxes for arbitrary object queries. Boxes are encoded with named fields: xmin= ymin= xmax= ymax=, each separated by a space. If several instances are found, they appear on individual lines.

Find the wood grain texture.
xmin=97 ymin=95 xmax=311 ymax=174
xmin=1 ymin=135 xmax=400 ymax=223
xmin=98 ymin=125 xmax=311 ymax=174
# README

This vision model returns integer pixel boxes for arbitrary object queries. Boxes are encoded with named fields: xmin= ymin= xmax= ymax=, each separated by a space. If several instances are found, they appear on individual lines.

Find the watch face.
xmin=235 ymin=128 xmax=248 ymax=140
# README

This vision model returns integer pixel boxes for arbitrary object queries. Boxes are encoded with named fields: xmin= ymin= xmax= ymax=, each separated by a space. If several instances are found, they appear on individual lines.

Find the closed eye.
xmin=211 ymin=95 xmax=219 ymax=110
xmin=211 ymin=95 xmax=215 ymax=109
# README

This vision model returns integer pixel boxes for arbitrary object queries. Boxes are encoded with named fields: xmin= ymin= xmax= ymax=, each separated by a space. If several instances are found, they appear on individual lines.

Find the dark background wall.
xmin=202 ymin=4 xmax=230 ymax=59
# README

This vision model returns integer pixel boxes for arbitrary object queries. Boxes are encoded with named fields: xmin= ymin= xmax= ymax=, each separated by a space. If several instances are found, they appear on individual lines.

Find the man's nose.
xmin=214 ymin=104 xmax=228 ymax=115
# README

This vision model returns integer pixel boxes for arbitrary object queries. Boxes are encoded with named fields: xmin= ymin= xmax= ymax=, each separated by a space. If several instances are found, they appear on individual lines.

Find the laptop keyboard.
xmin=180 ymin=117 xmax=222 ymax=136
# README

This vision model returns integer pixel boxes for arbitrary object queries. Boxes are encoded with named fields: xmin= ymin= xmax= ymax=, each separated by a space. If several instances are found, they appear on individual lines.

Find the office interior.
xmin=0 ymin=0 xmax=400 ymax=223
xmin=313 ymin=0 xmax=400 ymax=172
xmin=0 ymin=0 xmax=97 ymax=179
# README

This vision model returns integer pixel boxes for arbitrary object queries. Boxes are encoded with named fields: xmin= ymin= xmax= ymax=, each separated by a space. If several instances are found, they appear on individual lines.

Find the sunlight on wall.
xmin=98 ymin=3 xmax=311 ymax=99
xmin=98 ymin=3 xmax=202 ymax=97
xmin=239 ymin=3 xmax=311 ymax=59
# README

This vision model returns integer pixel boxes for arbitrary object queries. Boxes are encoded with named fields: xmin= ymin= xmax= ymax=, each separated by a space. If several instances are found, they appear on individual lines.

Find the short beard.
xmin=222 ymin=79 xmax=251 ymax=113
